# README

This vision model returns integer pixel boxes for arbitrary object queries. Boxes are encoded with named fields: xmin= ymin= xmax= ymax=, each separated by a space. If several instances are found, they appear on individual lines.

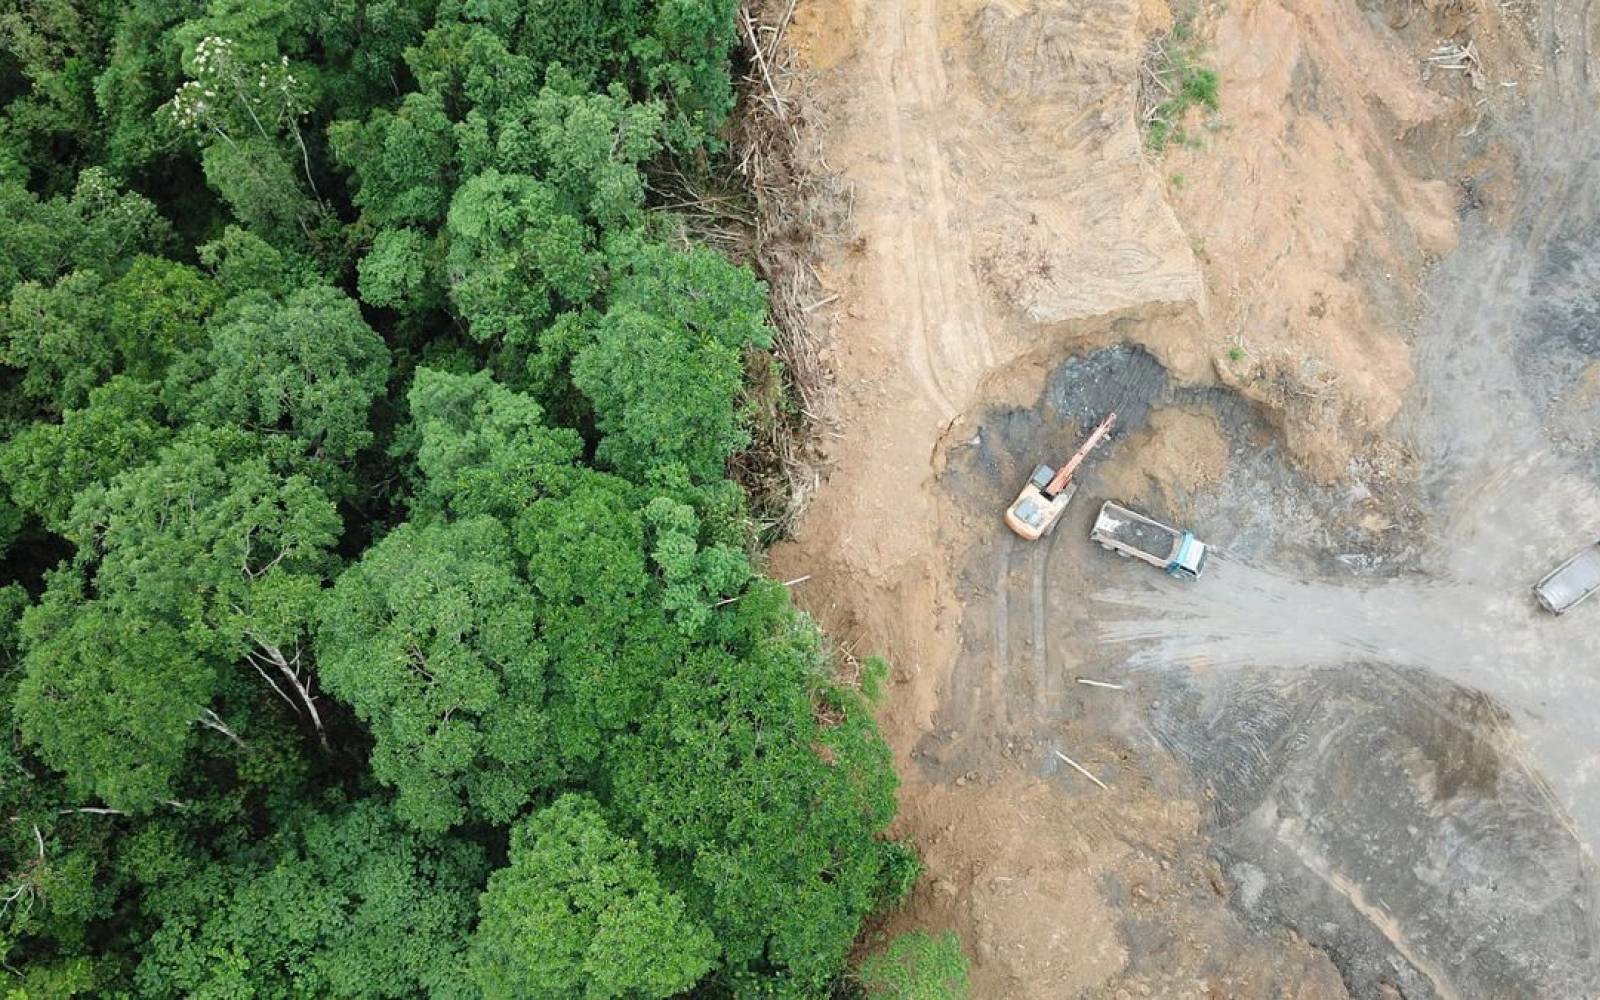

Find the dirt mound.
xmin=1098 ymin=406 xmax=1229 ymax=512
xmin=963 ymin=1 xmax=1206 ymax=341
xmin=788 ymin=0 xmax=862 ymax=71
xmin=878 ymin=768 xmax=1350 ymax=997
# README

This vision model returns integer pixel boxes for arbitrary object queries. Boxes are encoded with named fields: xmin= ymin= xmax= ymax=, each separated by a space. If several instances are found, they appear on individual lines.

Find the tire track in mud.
xmin=906 ymin=0 xmax=971 ymax=375
xmin=978 ymin=518 xmax=1065 ymax=732
xmin=1274 ymin=818 xmax=1464 ymax=1000
xmin=1030 ymin=533 xmax=1049 ymax=703
xmin=990 ymin=531 xmax=1015 ymax=727
xmin=873 ymin=0 xmax=998 ymax=418
xmin=878 ymin=102 xmax=959 ymax=411
xmin=912 ymin=0 xmax=997 ymax=375
xmin=989 ymin=537 xmax=1048 ymax=730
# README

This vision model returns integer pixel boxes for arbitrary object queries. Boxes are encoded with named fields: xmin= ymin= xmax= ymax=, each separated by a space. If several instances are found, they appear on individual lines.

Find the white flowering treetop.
xmin=165 ymin=35 xmax=325 ymax=218
xmin=167 ymin=37 xmax=309 ymax=145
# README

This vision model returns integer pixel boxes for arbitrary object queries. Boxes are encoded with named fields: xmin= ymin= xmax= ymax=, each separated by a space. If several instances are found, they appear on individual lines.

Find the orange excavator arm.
xmin=1045 ymin=412 xmax=1117 ymax=496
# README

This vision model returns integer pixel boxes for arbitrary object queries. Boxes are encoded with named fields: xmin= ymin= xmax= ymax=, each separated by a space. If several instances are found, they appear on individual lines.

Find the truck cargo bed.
xmin=1536 ymin=543 xmax=1600 ymax=614
xmin=1093 ymin=505 xmax=1177 ymax=560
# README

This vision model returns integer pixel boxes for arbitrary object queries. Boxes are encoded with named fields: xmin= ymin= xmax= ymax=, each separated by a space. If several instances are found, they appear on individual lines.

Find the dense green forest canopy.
xmin=0 ymin=1 xmax=921 ymax=995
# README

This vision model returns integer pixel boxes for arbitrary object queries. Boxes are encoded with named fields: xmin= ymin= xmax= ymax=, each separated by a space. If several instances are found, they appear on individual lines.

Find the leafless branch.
xmin=742 ymin=9 xmax=787 ymax=121
xmin=251 ymin=637 xmax=329 ymax=749
xmin=198 ymin=708 xmax=248 ymax=749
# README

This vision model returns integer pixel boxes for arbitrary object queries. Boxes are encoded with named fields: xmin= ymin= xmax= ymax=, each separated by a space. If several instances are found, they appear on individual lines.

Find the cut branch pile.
xmin=1424 ymin=39 xmax=1487 ymax=91
xmin=725 ymin=0 xmax=851 ymax=537
xmin=1137 ymin=34 xmax=1177 ymax=131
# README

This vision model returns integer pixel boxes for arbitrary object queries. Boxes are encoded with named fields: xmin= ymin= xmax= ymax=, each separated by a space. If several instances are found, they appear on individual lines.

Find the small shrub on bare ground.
xmin=1140 ymin=9 xmax=1221 ymax=151
xmin=858 ymin=930 xmax=972 ymax=1000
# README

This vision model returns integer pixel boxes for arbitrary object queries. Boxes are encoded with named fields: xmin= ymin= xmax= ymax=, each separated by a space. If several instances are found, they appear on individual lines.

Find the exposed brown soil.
xmin=766 ymin=0 xmax=1544 ymax=994
xmin=1098 ymin=406 xmax=1228 ymax=513
xmin=1159 ymin=0 xmax=1532 ymax=481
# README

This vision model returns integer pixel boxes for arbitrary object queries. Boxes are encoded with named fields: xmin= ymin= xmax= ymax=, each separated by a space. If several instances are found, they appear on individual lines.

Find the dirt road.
xmin=774 ymin=0 xmax=1600 ymax=995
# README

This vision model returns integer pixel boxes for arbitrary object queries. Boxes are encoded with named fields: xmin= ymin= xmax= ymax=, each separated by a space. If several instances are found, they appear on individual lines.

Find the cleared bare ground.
xmin=772 ymin=0 xmax=1600 ymax=995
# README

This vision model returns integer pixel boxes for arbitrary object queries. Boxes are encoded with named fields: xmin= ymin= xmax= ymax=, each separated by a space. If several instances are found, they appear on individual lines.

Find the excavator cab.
xmin=1004 ymin=479 xmax=1078 ymax=540
xmin=1003 ymin=413 xmax=1117 ymax=541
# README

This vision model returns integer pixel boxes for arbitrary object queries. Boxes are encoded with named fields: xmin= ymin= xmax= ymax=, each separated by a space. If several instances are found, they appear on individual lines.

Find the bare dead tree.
xmin=241 ymin=630 xmax=329 ymax=749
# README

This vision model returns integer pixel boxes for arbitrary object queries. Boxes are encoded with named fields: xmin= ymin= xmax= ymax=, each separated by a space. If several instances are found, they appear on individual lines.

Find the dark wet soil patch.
xmin=933 ymin=336 xmax=1600 ymax=998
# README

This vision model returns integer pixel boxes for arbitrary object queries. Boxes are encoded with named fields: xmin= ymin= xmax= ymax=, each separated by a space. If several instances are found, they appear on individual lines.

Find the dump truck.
xmin=1089 ymin=501 xmax=1209 ymax=580
xmin=1003 ymin=413 xmax=1117 ymax=540
xmin=1534 ymin=540 xmax=1600 ymax=614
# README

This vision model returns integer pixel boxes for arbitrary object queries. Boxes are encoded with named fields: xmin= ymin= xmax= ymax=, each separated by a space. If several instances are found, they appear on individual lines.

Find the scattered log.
xmin=1053 ymin=749 xmax=1110 ymax=790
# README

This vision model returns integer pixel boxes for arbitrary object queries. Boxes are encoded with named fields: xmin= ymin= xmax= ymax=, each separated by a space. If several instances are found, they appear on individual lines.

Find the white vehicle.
xmin=1090 ymin=501 xmax=1208 ymax=580
xmin=1534 ymin=541 xmax=1600 ymax=614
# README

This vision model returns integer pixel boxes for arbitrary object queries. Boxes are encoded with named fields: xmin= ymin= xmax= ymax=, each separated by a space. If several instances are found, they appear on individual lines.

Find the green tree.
xmin=89 ymin=0 xmax=191 ymax=177
xmin=311 ymin=0 xmax=438 ymax=115
xmin=137 ymin=799 xmax=487 ymax=998
xmin=405 ymin=369 xmax=678 ymax=765
xmin=185 ymin=284 xmax=390 ymax=466
xmin=607 ymin=581 xmax=909 ymax=993
xmin=199 ymin=136 xmax=320 ymax=247
xmin=1 ymin=255 xmax=218 ymax=413
xmin=103 ymin=256 xmax=222 ymax=382
xmin=12 ymin=440 xmax=342 ymax=809
xmin=63 ymin=439 xmax=342 ymax=636
xmin=197 ymin=224 xmax=309 ymax=298
xmin=316 ymin=516 xmax=560 ymax=832
xmin=459 ymin=0 xmax=638 ymax=88
xmin=456 ymin=71 xmax=663 ymax=230
xmin=573 ymin=236 xmax=772 ymax=483
xmin=469 ymin=794 xmax=716 ymax=1000
xmin=357 ymin=226 xmax=442 ymax=312
xmin=635 ymin=0 xmax=740 ymax=149
xmin=422 ymin=0 xmax=738 ymax=151
xmin=0 ymin=0 xmax=110 ymax=185
xmin=0 ymin=494 xmax=20 ymax=558
xmin=514 ymin=472 xmax=683 ymax=764
xmin=1 ymin=271 xmax=114 ymax=411
xmin=0 ymin=579 xmax=129 ymax=991
xmin=0 ymin=376 xmax=169 ymax=531
xmin=0 ymin=167 xmax=169 ymax=290
xmin=444 ymin=170 xmax=599 ymax=346
xmin=406 ymin=366 xmax=584 ymax=521
xmin=0 ymin=584 xmax=24 ymax=664
xmin=403 ymin=21 xmax=537 ymax=122
xmin=330 ymin=90 xmax=458 ymax=229
xmin=15 ymin=592 xmax=214 ymax=810
xmin=860 ymin=930 xmax=970 ymax=1000
xmin=643 ymin=494 xmax=748 ymax=637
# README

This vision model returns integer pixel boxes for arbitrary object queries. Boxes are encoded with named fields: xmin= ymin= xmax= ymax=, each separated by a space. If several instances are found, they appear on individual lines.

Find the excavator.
xmin=1003 ymin=412 xmax=1117 ymax=540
